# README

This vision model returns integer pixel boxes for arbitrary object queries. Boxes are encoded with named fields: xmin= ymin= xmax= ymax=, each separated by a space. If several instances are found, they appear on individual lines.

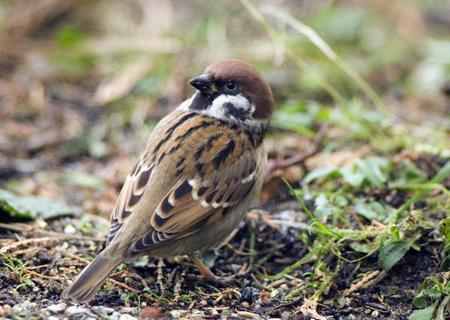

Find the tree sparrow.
xmin=62 ymin=59 xmax=274 ymax=303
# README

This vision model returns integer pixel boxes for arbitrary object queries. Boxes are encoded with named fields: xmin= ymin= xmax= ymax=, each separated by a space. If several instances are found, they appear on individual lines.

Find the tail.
xmin=61 ymin=252 xmax=121 ymax=303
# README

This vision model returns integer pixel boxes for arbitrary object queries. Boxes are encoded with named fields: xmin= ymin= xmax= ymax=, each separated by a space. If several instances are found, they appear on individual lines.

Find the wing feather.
xmin=105 ymin=110 xmax=263 ymax=252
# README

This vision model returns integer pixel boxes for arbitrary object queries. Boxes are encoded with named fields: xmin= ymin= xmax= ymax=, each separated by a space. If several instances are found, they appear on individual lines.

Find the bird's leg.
xmin=189 ymin=255 xmax=217 ymax=281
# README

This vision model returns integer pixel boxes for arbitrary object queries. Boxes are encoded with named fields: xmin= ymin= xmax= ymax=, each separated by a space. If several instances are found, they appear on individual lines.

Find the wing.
xmin=131 ymin=139 xmax=262 ymax=252
xmin=106 ymin=110 xmax=195 ymax=245
xmin=106 ymin=110 xmax=264 ymax=254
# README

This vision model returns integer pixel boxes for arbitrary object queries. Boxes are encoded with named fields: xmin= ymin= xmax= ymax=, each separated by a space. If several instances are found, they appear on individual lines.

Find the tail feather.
xmin=61 ymin=253 xmax=121 ymax=303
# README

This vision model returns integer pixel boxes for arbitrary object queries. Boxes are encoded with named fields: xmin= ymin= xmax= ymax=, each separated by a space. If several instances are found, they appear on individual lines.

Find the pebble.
xmin=12 ymin=301 xmax=37 ymax=313
xmin=66 ymin=305 xmax=96 ymax=319
xmin=241 ymin=286 xmax=257 ymax=304
xmin=119 ymin=307 xmax=138 ymax=314
xmin=281 ymin=311 xmax=290 ymax=320
xmin=64 ymin=224 xmax=77 ymax=234
xmin=119 ymin=314 xmax=137 ymax=320
xmin=139 ymin=306 xmax=164 ymax=319
xmin=109 ymin=311 xmax=122 ymax=320
xmin=46 ymin=303 xmax=67 ymax=314
xmin=92 ymin=306 xmax=115 ymax=316
xmin=0 ymin=305 xmax=11 ymax=317
xmin=48 ymin=316 xmax=60 ymax=320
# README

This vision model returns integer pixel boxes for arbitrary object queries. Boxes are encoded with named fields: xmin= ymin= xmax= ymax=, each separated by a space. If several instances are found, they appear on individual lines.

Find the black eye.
xmin=224 ymin=81 xmax=238 ymax=93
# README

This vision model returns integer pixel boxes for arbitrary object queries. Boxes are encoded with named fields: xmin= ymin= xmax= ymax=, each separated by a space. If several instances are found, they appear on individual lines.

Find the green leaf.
xmin=303 ymin=167 xmax=340 ymax=185
xmin=349 ymin=241 xmax=379 ymax=254
xmin=0 ymin=189 xmax=80 ymax=220
xmin=436 ymin=295 xmax=450 ymax=320
xmin=341 ymin=163 xmax=365 ymax=187
xmin=408 ymin=303 xmax=437 ymax=320
xmin=391 ymin=160 xmax=450 ymax=222
xmin=355 ymin=157 xmax=389 ymax=187
xmin=379 ymin=240 xmax=413 ymax=271
xmin=314 ymin=194 xmax=339 ymax=221
xmin=354 ymin=201 xmax=388 ymax=221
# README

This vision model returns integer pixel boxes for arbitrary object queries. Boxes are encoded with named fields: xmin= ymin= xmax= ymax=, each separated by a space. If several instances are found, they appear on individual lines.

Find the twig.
xmin=172 ymin=269 xmax=186 ymax=303
xmin=28 ymin=270 xmax=64 ymax=281
xmin=265 ymin=124 xmax=328 ymax=179
xmin=109 ymin=278 xmax=138 ymax=293
xmin=0 ymin=223 xmax=104 ymax=243
xmin=343 ymin=270 xmax=381 ymax=296
xmin=0 ymin=235 xmax=102 ymax=255
xmin=236 ymin=311 xmax=262 ymax=319
xmin=133 ymin=272 xmax=150 ymax=291
xmin=157 ymin=258 xmax=165 ymax=293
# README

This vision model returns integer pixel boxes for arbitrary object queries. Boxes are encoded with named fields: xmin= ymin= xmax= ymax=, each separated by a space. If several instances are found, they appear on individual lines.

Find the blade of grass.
xmin=265 ymin=246 xmax=319 ymax=280
xmin=283 ymin=178 xmax=342 ymax=238
xmin=389 ymin=182 xmax=450 ymax=197
xmin=390 ymin=160 xmax=450 ymax=222
xmin=266 ymin=10 xmax=389 ymax=117
xmin=240 ymin=0 xmax=346 ymax=105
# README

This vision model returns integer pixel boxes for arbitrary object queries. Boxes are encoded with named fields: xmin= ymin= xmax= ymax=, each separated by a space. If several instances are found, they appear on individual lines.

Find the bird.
xmin=61 ymin=59 xmax=274 ymax=303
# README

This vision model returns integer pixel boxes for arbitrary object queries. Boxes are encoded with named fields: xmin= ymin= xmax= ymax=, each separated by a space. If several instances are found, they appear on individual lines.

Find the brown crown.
xmin=204 ymin=59 xmax=274 ymax=120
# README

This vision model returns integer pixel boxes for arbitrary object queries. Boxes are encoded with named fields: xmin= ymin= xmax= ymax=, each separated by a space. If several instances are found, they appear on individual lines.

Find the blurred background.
xmin=0 ymin=0 xmax=448 ymax=208
xmin=0 ymin=0 xmax=449 ymax=317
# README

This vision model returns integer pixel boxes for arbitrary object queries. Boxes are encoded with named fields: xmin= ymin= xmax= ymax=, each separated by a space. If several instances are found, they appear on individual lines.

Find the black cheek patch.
xmin=224 ymin=102 xmax=251 ymax=120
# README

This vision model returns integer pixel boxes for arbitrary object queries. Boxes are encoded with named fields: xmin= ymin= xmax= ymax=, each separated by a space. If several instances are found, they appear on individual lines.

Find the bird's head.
xmin=186 ymin=59 xmax=274 ymax=126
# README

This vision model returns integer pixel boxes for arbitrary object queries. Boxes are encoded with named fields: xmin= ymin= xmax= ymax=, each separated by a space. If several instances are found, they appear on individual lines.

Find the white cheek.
xmin=204 ymin=94 xmax=253 ymax=121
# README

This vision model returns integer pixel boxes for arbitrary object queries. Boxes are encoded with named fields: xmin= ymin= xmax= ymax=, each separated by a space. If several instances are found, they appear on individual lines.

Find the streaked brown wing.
xmin=106 ymin=110 xmax=196 ymax=245
xmin=105 ymin=109 xmax=262 ymax=253
xmin=130 ymin=118 xmax=261 ymax=252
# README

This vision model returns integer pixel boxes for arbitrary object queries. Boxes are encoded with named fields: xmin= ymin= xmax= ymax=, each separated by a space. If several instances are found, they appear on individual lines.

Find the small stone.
xmin=139 ymin=306 xmax=164 ymax=319
xmin=371 ymin=310 xmax=379 ymax=317
xmin=12 ymin=302 xmax=37 ymax=313
xmin=241 ymin=286 xmax=257 ymax=304
xmin=46 ymin=303 xmax=67 ymax=314
xmin=48 ymin=316 xmax=60 ymax=320
xmin=109 ymin=311 xmax=122 ymax=320
xmin=170 ymin=310 xmax=186 ymax=318
xmin=66 ymin=305 xmax=96 ymax=319
xmin=260 ymin=291 xmax=271 ymax=305
xmin=119 ymin=314 xmax=137 ymax=320
xmin=0 ymin=305 xmax=11 ymax=317
xmin=64 ymin=225 xmax=77 ymax=235
xmin=279 ymin=284 xmax=289 ymax=291
xmin=119 ymin=307 xmax=137 ymax=314
xmin=241 ymin=301 xmax=249 ymax=308
xmin=92 ymin=306 xmax=114 ymax=316
xmin=281 ymin=311 xmax=290 ymax=320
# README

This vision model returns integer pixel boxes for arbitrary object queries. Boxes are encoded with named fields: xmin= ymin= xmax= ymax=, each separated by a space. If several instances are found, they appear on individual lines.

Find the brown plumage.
xmin=61 ymin=59 xmax=274 ymax=303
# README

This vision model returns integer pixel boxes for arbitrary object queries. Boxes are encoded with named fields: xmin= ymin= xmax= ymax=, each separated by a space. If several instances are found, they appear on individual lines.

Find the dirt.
xmin=0 ymin=209 xmax=443 ymax=319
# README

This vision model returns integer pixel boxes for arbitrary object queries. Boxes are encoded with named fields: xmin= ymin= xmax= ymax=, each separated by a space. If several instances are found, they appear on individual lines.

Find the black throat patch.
xmin=190 ymin=91 xmax=217 ymax=110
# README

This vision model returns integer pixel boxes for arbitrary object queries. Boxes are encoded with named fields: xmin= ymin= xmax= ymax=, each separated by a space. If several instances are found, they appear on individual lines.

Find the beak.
xmin=189 ymin=74 xmax=216 ymax=94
